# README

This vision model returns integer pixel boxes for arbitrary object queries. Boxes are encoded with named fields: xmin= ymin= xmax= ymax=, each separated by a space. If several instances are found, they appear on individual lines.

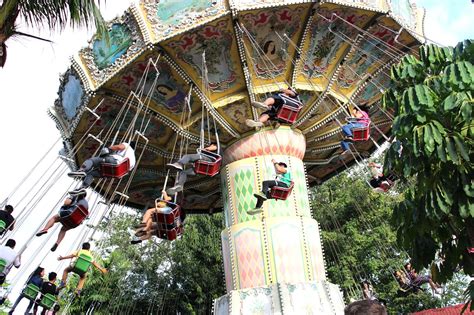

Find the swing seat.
xmin=193 ymin=150 xmax=222 ymax=177
xmin=60 ymin=204 xmax=89 ymax=229
xmin=0 ymin=259 xmax=6 ymax=274
xmin=39 ymin=293 xmax=56 ymax=310
xmin=349 ymin=120 xmax=371 ymax=141
xmin=155 ymin=225 xmax=184 ymax=241
xmin=23 ymin=283 xmax=40 ymax=300
xmin=276 ymin=94 xmax=302 ymax=124
xmin=100 ymin=158 xmax=130 ymax=179
xmin=72 ymin=253 xmax=93 ymax=275
xmin=0 ymin=220 xmax=6 ymax=233
xmin=270 ymin=182 xmax=294 ymax=201
xmin=153 ymin=201 xmax=181 ymax=225
xmin=152 ymin=201 xmax=184 ymax=241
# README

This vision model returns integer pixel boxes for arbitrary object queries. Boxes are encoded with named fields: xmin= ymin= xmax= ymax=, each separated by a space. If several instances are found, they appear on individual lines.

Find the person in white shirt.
xmin=68 ymin=141 xmax=136 ymax=194
xmin=0 ymin=239 xmax=21 ymax=284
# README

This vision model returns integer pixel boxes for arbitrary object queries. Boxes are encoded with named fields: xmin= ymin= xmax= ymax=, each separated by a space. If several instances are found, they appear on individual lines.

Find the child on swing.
xmin=248 ymin=159 xmax=292 ymax=215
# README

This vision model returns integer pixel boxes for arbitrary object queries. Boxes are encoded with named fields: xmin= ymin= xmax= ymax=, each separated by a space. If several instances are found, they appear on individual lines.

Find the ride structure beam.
xmin=213 ymin=126 xmax=344 ymax=314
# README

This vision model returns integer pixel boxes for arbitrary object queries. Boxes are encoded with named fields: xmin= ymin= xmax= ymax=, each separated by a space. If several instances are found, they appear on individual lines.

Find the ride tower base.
xmin=214 ymin=127 xmax=344 ymax=314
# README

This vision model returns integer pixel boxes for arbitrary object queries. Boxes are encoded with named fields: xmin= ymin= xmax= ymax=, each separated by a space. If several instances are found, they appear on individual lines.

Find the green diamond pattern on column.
xmin=232 ymin=166 xmax=256 ymax=223
xmin=294 ymin=167 xmax=310 ymax=217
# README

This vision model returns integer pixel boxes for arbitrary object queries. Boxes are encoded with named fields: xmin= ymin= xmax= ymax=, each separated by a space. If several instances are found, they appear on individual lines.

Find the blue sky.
xmin=416 ymin=0 xmax=474 ymax=45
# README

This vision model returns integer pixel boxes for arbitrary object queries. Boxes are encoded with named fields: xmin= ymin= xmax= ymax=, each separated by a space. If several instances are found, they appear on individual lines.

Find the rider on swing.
xmin=166 ymin=142 xmax=220 ymax=195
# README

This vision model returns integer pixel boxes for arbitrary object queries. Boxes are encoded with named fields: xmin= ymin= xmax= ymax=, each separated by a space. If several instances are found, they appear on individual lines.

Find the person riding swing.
xmin=57 ymin=242 xmax=107 ymax=297
xmin=166 ymin=142 xmax=221 ymax=195
xmin=248 ymin=159 xmax=292 ymax=215
xmin=36 ymin=191 xmax=88 ymax=252
xmin=0 ymin=205 xmax=15 ymax=235
xmin=246 ymin=87 xmax=302 ymax=127
xmin=340 ymin=106 xmax=370 ymax=154
xmin=68 ymin=141 xmax=136 ymax=195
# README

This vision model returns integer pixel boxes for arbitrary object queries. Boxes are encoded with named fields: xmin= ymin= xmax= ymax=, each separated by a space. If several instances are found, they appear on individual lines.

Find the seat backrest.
xmin=199 ymin=150 xmax=221 ymax=161
xmin=40 ymin=293 xmax=56 ymax=309
xmin=73 ymin=252 xmax=93 ymax=274
xmin=0 ymin=220 xmax=6 ymax=230
xmin=0 ymin=259 xmax=7 ymax=273
xmin=23 ymin=283 xmax=41 ymax=300
xmin=60 ymin=204 xmax=89 ymax=229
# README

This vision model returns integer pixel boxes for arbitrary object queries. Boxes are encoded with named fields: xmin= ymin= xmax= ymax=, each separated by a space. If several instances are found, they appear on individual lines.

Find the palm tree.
xmin=0 ymin=0 xmax=108 ymax=67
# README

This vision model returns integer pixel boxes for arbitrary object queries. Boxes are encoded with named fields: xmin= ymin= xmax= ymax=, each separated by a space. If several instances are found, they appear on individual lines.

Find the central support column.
xmin=214 ymin=127 xmax=344 ymax=314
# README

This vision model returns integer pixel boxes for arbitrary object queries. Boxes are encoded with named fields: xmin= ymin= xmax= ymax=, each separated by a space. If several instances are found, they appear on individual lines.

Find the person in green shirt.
xmin=248 ymin=159 xmax=292 ymax=215
xmin=57 ymin=242 xmax=107 ymax=296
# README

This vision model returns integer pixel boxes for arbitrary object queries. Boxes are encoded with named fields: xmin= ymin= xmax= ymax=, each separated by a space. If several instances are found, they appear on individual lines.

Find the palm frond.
xmin=18 ymin=0 xmax=108 ymax=39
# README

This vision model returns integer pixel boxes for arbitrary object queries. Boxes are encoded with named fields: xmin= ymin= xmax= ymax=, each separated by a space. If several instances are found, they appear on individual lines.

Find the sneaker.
xmin=69 ymin=188 xmax=87 ymax=196
xmin=36 ymin=230 xmax=48 ymax=237
xmin=247 ymin=208 xmax=263 ymax=215
xmin=131 ymin=237 xmax=143 ymax=245
xmin=251 ymin=101 xmax=269 ymax=110
xmin=246 ymin=119 xmax=264 ymax=128
xmin=67 ymin=171 xmax=86 ymax=178
xmin=166 ymin=162 xmax=183 ymax=171
xmin=51 ymin=243 xmax=58 ymax=252
xmin=254 ymin=192 xmax=267 ymax=200
xmin=344 ymin=136 xmax=353 ymax=142
xmin=167 ymin=185 xmax=183 ymax=195
xmin=57 ymin=281 xmax=66 ymax=290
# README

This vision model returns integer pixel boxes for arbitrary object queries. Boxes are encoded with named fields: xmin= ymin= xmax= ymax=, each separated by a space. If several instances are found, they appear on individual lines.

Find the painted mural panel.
xmin=299 ymin=5 xmax=371 ymax=87
xmin=353 ymin=71 xmax=392 ymax=106
xmin=269 ymin=221 xmax=306 ymax=283
xmin=61 ymin=73 xmax=85 ymax=120
xmin=141 ymin=0 xmax=227 ymax=40
xmin=217 ymin=101 xmax=253 ymax=134
xmin=93 ymin=24 xmax=132 ymax=70
xmin=238 ymin=286 xmax=277 ymax=314
xmin=108 ymin=57 xmax=193 ymax=116
xmin=282 ymin=282 xmax=333 ymax=314
xmin=233 ymin=227 xmax=266 ymax=289
xmin=241 ymin=5 xmax=307 ymax=80
xmin=164 ymin=18 xmax=242 ymax=95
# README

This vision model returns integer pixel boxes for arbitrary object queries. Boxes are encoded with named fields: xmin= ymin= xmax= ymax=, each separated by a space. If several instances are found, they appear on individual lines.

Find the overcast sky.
xmin=0 ymin=0 xmax=472 ymax=310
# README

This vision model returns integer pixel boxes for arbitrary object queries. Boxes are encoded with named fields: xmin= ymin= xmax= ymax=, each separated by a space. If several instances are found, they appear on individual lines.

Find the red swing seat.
xmin=347 ymin=118 xmax=371 ymax=141
xmin=270 ymin=181 xmax=294 ymax=201
xmin=152 ymin=201 xmax=184 ymax=241
xmin=276 ymin=93 xmax=303 ymax=124
xmin=100 ymin=158 xmax=130 ymax=179
xmin=60 ymin=204 xmax=89 ymax=229
xmin=193 ymin=150 xmax=222 ymax=177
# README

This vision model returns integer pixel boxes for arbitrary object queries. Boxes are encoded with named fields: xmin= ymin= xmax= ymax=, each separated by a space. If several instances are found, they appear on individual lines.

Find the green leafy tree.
xmin=66 ymin=211 xmax=225 ymax=314
xmin=382 ymin=41 xmax=474 ymax=290
xmin=0 ymin=0 xmax=108 ymax=67
xmin=312 ymin=175 xmax=441 ymax=313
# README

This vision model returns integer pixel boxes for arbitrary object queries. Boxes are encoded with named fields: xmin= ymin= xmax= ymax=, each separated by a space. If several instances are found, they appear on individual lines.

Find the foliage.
xmin=311 ymin=175 xmax=441 ymax=312
xmin=382 ymin=41 xmax=474 ymax=290
xmin=0 ymin=0 xmax=108 ymax=67
xmin=66 ymin=211 xmax=225 ymax=314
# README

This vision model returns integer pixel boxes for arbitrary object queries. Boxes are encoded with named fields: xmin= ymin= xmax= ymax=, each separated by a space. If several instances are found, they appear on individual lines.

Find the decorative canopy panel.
xmin=50 ymin=0 xmax=424 ymax=212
